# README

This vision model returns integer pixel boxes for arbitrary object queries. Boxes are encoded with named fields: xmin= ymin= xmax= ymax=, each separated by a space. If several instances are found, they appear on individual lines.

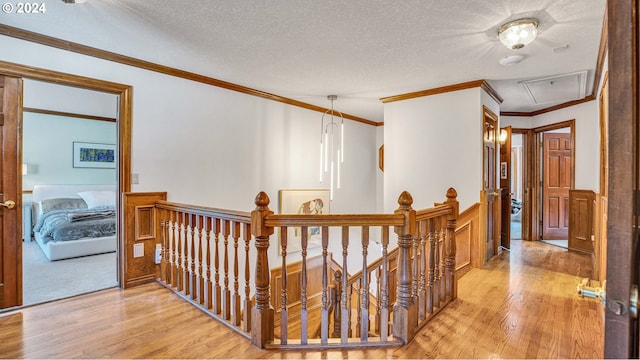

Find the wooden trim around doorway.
xmin=0 ymin=59 xmax=132 ymax=288
xmin=531 ymin=120 xmax=576 ymax=242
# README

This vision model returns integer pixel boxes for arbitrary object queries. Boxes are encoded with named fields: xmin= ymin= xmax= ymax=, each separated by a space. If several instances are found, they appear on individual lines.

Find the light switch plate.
xmin=134 ymin=243 xmax=144 ymax=258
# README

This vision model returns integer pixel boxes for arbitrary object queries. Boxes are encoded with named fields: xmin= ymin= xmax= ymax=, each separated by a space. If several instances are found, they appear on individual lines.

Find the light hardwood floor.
xmin=0 ymin=240 xmax=603 ymax=359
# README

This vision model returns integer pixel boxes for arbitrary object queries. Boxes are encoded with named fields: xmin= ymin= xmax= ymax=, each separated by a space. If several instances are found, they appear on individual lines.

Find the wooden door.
xmin=568 ymin=190 xmax=594 ymax=254
xmin=542 ymin=133 xmax=571 ymax=240
xmin=0 ymin=75 xmax=22 ymax=309
xmin=483 ymin=107 xmax=498 ymax=260
xmin=500 ymin=126 xmax=512 ymax=249
xmin=606 ymin=1 xmax=639 ymax=356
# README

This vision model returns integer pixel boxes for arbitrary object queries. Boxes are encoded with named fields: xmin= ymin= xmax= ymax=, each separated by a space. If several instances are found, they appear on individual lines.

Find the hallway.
xmin=0 ymin=240 xmax=602 ymax=358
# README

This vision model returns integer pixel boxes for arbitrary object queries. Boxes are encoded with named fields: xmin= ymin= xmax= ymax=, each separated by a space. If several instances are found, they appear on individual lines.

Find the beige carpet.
xmin=22 ymin=239 xmax=118 ymax=306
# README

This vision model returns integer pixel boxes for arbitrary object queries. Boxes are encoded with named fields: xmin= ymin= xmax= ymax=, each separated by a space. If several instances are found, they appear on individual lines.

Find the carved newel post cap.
xmin=254 ymin=191 xmax=270 ymax=207
xmin=397 ymin=191 xmax=413 ymax=208
xmin=446 ymin=187 xmax=458 ymax=200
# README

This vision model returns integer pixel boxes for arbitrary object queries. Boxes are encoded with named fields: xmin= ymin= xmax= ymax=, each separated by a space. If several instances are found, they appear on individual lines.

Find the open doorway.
xmin=531 ymin=120 xmax=575 ymax=249
xmin=537 ymin=127 xmax=573 ymax=249
xmin=21 ymin=80 xmax=119 ymax=305
xmin=510 ymin=132 xmax=524 ymax=240
xmin=0 ymin=60 xmax=131 ymax=311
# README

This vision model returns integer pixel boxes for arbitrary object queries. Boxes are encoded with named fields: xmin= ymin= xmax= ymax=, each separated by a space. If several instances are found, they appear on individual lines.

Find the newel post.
xmin=250 ymin=192 xmax=274 ymax=348
xmin=445 ymin=187 xmax=459 ymax=300
xmin=393 ymin=191 xmax=417 ymax=344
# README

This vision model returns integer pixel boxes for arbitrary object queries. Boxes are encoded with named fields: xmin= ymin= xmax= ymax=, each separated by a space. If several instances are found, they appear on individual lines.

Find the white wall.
xmin=376 ymin=126 xmax=384 ymax=213
xmin=22 ymin=79 xmax=118 ymax=191
xmin=0 ymin=35 xmax=379 ymax=269
xmin=23 ymin=113 xmax=117 ymax=190
xmin=383 ymin=88 xmax=496 ymax=212
xmin=1 ymin=35 xmax=378 ymax=213
xmin=501 ymin=100 xmax=599 ymax=192
xmin=24 ymin=79 xmax=118 ymax=118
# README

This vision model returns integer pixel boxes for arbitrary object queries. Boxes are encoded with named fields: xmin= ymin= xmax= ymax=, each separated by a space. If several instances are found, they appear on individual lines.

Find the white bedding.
xmin=32 ymin=184 xmax=117 ymax=261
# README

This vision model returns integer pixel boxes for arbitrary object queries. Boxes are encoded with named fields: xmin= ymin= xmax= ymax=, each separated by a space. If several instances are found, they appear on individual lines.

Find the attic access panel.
xmin=520 ymin=71 xmax=588 ymax=105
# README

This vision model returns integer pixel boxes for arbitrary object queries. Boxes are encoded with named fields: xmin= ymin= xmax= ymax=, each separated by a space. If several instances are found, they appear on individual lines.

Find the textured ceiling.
xmin=1 ymin=0 xmax=607 ymax=122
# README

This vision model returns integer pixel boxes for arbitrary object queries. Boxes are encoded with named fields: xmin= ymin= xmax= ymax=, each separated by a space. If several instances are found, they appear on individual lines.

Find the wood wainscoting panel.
xmin=455 ymin=202 xmax=480 ymax=278
xmin=122 ymin=192 xmax=167 ymax=288
xmin=134 ymin=205 xmax=155 ymax=240
xmin=568 ymin=189 xmax=595 ymax=254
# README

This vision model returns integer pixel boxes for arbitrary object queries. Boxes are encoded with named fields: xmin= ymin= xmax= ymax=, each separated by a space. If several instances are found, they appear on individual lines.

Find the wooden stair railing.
xmin=155 ymin=201 xmax=253 ymax=340
xmin=253 ymin=188 xmax=459 ymax=348
xmin=155 ymin=188 xmax=458 ymax=350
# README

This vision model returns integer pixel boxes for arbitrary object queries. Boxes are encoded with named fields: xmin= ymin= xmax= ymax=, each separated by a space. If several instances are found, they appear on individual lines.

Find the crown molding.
xmin=379 ymin=79 xmax=503 ymax=104
xmin=500 ymin=96 xmax=595 ymax=117
xmin=0 ymin=24 xmax=379 ymax=126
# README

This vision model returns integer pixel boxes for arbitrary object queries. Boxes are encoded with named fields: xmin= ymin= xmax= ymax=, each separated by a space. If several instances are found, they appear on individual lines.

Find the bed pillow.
xmin=77 ymin=190 xmax=116 ymax=209
xmin=39 ymin=198 xmax=88 ymax=215
xmin=34 ymin=198 xmax=89 ymax=232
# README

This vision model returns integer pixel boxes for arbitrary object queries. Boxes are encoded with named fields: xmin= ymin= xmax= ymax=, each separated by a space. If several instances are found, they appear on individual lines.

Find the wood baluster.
xmin=243 ymin=223 xmax=252 ymax=332
xmin=445 ymin=218 xmax=457 ymax=301
xmin=445 ymin=187 xmax=459 ymax=300
xmin=393 ymin=191 xmax=416 ymax=344
xmin=179 ymin=211 xmax=186 ymax=293
xmin=380 ymin=225 xmax=389 ymax=341
xmin=418 ymin=220 xmax=427 ymax=320
xmin=348 ymin=282 xmax=353 ymax=338
xmin=159 ymin=212 xmax=167 ymax=282
xmin=232 ymin=221 xmax=241 ymax=326
xmin=375 ymin=266 xmax=381 ymax=333
xmin=250 ymin=191 xmax=274 ymax=349
xmin=300 ymin=226 xmax=309 ymax=344
xmin=280 ymin=226 xmax=288 ymax=345
xmin=427 ymin=218 xmax=434 ymax=315
xmin=172 ymin=210 xmax=180 ymax=289
xmin=189 ymin=214 xmax=197 ymax=300
xmin=204 ymin=216 xmax=213 ymax=310
xmin=321 ymin=225 xmax=329 ymax=345
xmin=167 ymin=211 xmax=175 ymax=287
xmin=433 ymin=219 xmax=440 ymax=310
xmin=361 ymin=226 xmax=369 ymax=341
xmin=439 ymin=225 xmax=446 ymax=304
xmin=340 ymin=226 xmax=349 ymax=343
xmin=333 ymin=270 xmax=342 ymax=338
xmin=212 ymin=218 xmax=221 ymax=314
xmin=158 ymin=210 xmax=169 ymax=284
xmin=197 ymin=215 xmax=205 ymax=305
xmin=184 ymin=212 xmax=192 ymax=297
xmin=355 ymin=279 xmax=361 ymax=338
xmin=222 ymin=219 xmax=231 ymax=320
xmin=412 ymin=226 xmax=419 ymax=313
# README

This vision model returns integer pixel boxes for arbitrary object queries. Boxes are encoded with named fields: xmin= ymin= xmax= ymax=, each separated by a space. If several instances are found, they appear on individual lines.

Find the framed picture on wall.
xmin=278 ymin=189 xmax=330 ymax=254
xmin=73 ymin=142 xmax=116 ymax=169
xmin=500 ymin=161 xmax=508 ymax=180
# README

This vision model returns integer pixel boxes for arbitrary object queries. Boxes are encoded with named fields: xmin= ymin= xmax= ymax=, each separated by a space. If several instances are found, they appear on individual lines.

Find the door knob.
xmin=1 ymin=200 xmax=15 ymax=209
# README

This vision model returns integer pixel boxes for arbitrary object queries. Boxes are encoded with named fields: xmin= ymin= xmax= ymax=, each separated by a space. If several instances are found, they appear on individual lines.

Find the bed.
xmin=31 ymin=184 xmax=117 ymax=261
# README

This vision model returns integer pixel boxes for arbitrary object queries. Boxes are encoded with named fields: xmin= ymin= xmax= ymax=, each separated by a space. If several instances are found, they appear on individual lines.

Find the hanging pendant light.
xmin=319 ymin=95 xmax=344 ymax=201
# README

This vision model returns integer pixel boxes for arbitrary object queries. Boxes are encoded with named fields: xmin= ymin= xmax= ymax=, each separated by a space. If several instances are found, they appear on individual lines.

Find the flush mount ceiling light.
xmin=498 ymin=18 xmax=539 ymax=50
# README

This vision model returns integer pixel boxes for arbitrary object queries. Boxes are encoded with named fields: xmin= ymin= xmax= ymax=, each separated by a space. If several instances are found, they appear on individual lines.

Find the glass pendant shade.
xmin=498 ymin=18 xmax=538 ymax=50
xmin=319 ymin=95 xmax=344 ymax=201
